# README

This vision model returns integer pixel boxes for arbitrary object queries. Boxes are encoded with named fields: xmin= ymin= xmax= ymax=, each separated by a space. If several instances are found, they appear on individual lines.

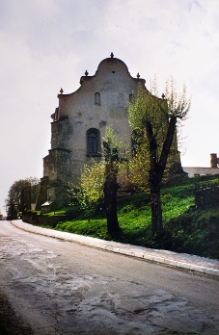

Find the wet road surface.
xmin=0 ymin=220 xmax=219 ymax=334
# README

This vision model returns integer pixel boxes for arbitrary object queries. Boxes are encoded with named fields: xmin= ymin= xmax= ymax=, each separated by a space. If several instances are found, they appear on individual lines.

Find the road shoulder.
xmin=11 ymin=220 xmax=219 ymax=280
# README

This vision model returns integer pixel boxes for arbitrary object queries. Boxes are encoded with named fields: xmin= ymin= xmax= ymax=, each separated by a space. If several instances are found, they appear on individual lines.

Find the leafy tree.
xmin=103 ymin=127 xmax=121 ymax=236
xmin=68 ymin=161 xmax=105 ymax=221
xmin=69 ymin=127 xmax=126 ymax=236
xmin=30 ymin=177 xmax=41 ymax=203
xmin=6 ymin=177 xmax=40 ymax=219
xmin=128 ymin=78 xmax=191 ymax=235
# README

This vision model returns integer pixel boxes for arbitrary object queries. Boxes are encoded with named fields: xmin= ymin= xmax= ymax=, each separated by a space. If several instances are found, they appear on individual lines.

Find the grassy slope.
xmin=50 ymin=176 xmax=219 ymax=260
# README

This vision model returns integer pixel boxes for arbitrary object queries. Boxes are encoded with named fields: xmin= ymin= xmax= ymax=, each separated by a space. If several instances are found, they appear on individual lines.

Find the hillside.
xmin=41 ymin=175 xmax=219 ymax=260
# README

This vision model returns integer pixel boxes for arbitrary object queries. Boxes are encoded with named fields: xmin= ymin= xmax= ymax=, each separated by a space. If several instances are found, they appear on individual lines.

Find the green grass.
xmin=43 ymin=175 xmax=219 ymax=260
xmin=165 ymin=207 xmax=219 ymax=259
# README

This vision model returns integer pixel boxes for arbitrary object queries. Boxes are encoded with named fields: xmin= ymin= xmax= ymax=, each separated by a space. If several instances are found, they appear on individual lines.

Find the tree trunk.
xmin=145 ymin=120 xmax=163 ymax=234
xmin=150 ymin=181 xmax=162 ymax=235
xmin=103 ymin=164 xmax=120 ymax=236
xmin=149 ymin=162 xmax=163 ymax=235
xmin=146 ymin=116 xmax=177 ymax=235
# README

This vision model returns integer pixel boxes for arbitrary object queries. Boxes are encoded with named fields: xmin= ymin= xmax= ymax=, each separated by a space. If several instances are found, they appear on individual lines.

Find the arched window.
xmin=94 ymin=92 xmax=101 ymax=105
xmin=86 ymin=128 xmax=101 ymax=156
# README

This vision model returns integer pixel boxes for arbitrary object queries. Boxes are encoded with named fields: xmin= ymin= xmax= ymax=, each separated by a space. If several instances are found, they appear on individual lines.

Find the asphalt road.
xmin=0 ymin=220 xmax=219 ymax=335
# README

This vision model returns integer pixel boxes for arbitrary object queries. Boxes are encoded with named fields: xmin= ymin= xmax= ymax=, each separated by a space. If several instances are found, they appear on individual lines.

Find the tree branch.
xmin=158 ymin=115 xmax=177 ymax=178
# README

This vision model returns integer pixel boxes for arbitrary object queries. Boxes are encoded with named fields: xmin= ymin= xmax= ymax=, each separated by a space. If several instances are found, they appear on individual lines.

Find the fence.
xmin=194 ymin=183 xmax=219 ymax=208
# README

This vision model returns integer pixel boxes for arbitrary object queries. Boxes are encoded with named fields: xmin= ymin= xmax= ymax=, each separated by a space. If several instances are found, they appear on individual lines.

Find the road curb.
xmin=11 ymin=220 xmax=219 ymax=280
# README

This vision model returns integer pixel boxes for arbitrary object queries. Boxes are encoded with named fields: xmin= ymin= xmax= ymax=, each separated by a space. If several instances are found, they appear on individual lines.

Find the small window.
xmin=94 ymin=92 xmax=101 ymax=105
xmin=87 ymin=128 xmax=101 ymax=156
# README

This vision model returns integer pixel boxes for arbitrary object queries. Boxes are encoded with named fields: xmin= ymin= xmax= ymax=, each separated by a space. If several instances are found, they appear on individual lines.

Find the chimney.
xmin=210 ymin=153 xmax=218 ymax=168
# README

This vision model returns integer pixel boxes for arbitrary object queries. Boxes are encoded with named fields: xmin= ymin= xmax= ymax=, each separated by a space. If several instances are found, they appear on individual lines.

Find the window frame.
xmin=94 ymin=92 xmax=101 ymax=106
xmin=86 ymin=128 xmax=101 ymax=157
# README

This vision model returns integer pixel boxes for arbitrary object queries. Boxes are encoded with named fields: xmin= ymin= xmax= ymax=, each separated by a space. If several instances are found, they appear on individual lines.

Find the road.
xmin=0 ymin=220 xmax=219 ymax=335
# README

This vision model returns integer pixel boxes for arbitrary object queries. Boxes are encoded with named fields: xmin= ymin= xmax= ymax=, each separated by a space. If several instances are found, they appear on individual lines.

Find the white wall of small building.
xmin=183 ymin=167 xmax=219 ymax=177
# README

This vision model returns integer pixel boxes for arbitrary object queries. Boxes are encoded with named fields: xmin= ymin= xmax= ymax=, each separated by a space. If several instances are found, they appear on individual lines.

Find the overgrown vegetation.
xmin=51 ymin=175 xmax=219 ymax=260
xmin=6 ymin=177 xmax=40 ymax=219
xmin=128 ymin=78 xmax=191 ymax=234
xmin=67 ymin=79 xmax=191 ymax=238
xmin=68 ymin=126 xmax=128 ymax=236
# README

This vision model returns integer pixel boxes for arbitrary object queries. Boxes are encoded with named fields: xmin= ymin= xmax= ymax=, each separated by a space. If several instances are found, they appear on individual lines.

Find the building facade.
xmin=37 ymin=54 xmax=148 ymax=208
xmin=37 ymin=54 xmax=184 ymax=210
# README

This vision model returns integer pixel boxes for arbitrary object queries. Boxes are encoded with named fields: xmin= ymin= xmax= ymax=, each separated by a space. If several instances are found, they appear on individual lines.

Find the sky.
xmin=1 ymin=0 xmax=219 ymax=215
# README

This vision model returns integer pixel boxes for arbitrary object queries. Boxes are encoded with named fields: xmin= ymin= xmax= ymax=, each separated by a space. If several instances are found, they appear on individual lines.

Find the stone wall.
xmin=194 ymin=183 xmax=219 ymax=208
xmin=43 ymin=148 xmax=72 ymax=208
xmin=51 ymin=116 xmax=69 ymax=149
xmin=22 ymin=211 xmax=67 ymax=228
xmin=44 ymin=148 xmax=71 ymax=182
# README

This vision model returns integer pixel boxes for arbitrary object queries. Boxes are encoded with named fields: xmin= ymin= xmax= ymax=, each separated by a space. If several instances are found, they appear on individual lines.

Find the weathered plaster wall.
xmin=51 ymin=116 xmax=70 ymax=149
xmin=36 ymin=177 xmax=49 ymax=210
xmin=44 ymin=148 xmax=71 ymax=182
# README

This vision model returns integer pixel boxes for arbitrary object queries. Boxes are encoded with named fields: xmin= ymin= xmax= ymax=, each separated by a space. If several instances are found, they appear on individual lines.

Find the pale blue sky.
xmin=1 ymin=0 xmax=219 ymax=214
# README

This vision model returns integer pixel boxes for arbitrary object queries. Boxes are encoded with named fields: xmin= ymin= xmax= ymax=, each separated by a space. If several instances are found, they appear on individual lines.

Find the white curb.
xmin=10 ymin=220 xmax=219 ymax=279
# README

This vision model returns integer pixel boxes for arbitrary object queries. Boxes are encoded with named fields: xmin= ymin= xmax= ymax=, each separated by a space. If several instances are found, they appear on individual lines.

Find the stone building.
xmin=37 ymin=53 xmax=146 ymax=209
xmin=37 ymin=53 xmax=181 ymax=210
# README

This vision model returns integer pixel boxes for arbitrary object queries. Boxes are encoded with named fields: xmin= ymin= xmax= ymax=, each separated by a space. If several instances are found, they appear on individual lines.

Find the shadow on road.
xmin=0 ymin=291 xmax=33 ymax=335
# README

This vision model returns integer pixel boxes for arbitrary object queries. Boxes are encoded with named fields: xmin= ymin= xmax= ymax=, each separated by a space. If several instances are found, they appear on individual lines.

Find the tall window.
xmin=87 ymin=128 xmax=100 ymax=156
xmin=94 ymin=92 xmax=101 ymax=105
